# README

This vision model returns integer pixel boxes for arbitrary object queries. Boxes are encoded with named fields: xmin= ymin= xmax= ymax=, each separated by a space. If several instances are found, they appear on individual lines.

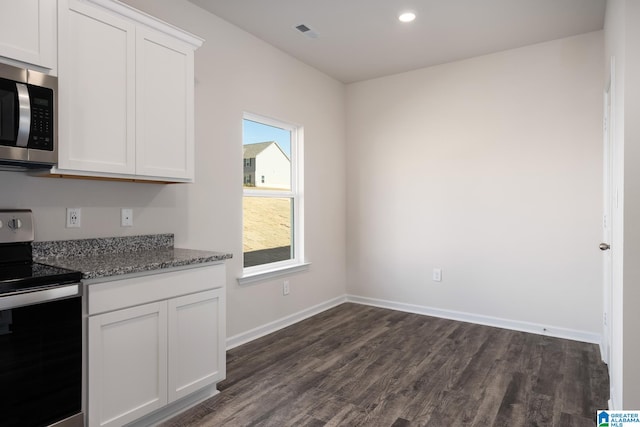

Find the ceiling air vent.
xmin=294 ymin=23 xmax=319 ymax=39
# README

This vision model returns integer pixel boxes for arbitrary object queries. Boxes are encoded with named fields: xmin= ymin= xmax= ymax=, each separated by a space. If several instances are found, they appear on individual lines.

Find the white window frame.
xmin=239 ymin=112 xmax=309 ymax=285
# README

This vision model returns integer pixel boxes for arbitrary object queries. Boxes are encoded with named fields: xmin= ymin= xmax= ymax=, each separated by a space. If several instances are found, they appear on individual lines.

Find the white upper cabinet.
xmin=55 ymin=0 xmax=203 ymax=182
xmin=58 ymin=0 xmax=136 ymax=174
xmin=0 ymin=0 xmax=57 ymax=73
xmin=135 ymin=27 xmax=194 ymax=180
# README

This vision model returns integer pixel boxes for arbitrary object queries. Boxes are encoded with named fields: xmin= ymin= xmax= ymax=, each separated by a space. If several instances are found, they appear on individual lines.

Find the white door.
xmin=601 ymin=82 xmax=612 ymax=366
xmin=168 ymin=289 xmax=225 ymax=402
xmin=88 ymin=302 xmax=168 ymax=427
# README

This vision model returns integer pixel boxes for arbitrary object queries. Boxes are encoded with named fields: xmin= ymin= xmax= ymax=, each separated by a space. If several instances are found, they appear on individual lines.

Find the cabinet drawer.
xmin=88 ymin=264 xmax=225 ymax=315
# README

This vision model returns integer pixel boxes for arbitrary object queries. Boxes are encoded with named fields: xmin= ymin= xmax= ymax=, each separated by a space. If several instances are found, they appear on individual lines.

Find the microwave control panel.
xmin=27 ymin=84 xmax=54 ymax=151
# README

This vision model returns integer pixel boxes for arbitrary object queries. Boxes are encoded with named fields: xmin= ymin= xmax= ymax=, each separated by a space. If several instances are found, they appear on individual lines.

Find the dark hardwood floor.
xmin=161 ymin=303 xmax=609 ymax=427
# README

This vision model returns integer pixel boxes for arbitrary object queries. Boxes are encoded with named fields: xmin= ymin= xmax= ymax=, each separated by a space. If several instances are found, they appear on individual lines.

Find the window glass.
xmin=243 ymin=197 xmax=293 ymax=267
xmin=242 ymin=119 xmax=291 ymax=191
xmin=242 ymin=115 xmax=301 ymax=271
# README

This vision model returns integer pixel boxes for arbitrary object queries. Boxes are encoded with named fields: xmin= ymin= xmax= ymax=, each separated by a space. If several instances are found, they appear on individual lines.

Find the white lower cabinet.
xmin=89 ymin=302 xmax=168 ymax=427
xmin=87 ymin=265 xmax=226 ymax=427
xmin=168 ymin=290 xmax=224 ymax=402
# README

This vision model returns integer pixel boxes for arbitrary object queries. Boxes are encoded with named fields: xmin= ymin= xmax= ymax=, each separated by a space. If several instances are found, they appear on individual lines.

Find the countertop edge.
xmin=37 ymin=247 xmax=233 ymax=280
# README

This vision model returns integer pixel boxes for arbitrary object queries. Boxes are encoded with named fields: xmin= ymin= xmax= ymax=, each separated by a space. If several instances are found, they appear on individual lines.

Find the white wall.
xmin=346 ymin=32 xmax=604 ymax=337
xmin=0 ymin=0 xmax=347 ymax=339
xmin=605 ymin=0 xmax=640 ymax=410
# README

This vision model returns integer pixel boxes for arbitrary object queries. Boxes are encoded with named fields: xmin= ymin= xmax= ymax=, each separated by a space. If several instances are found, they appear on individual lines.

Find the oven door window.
xmin=0 ymin=78 xmax=17 ymax=144
xmin=0 ymin=296 xmax=82 ymax=427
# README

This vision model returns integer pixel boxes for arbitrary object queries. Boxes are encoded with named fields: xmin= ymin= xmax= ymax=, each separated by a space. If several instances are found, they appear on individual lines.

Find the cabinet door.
xmin=0 ymin=0 xmax=56 ymax=71
xmin=135 ymin=27 xmax=195 ymax=181
xmin=88 ymin=302 xmax=168 ymax=427
xmin=168 ymin=288 xmax=225 ymax=402
xmin=57 ymin=0 xmax=135 ymax=174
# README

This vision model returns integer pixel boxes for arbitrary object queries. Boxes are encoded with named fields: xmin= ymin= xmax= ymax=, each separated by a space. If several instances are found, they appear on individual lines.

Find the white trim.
xmin=84 ymin=0 xmax=204 ymax=48
xmin=226 ymin=295 xmax=346 ymax=349
xmin=227 ymin=294 xmax=602 ymax=353
xmin=346 ymin=295 xmax=601 ymax=344
xmin=243 ymin=112 xmax=301 ymax=134
xmin=606 ymin=54 xmax=623 ymax=412
xmin=237 ymin=262 xmax=311 ymax=285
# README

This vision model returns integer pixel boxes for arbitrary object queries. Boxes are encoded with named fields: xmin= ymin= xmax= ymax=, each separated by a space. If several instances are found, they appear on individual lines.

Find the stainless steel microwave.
xmin=0 ymin=62 xmax=56 ymax=169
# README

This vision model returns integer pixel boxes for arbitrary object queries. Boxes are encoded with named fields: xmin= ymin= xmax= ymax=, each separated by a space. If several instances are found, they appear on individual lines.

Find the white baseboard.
xmin=226 ymin=293 xmax=601 ymax=351
xmin=346 ymin=294 xmax=602 ymax=345
xmin=226 ymin=295 xmax=347 ymax=350
xmin=599 ymin=340 xmax=608 ymax=364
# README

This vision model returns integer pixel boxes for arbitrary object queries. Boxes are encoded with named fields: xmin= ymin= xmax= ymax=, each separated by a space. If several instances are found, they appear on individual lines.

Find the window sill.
xmin=238 ymin=262 xmax=311 ymax=285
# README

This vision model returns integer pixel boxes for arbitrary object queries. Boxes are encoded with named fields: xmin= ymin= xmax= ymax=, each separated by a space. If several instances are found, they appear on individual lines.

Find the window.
xmin=242 ymin=113 xmax=304 ymax=278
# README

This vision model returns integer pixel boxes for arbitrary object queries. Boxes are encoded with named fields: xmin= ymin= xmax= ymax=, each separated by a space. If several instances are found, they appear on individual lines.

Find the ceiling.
xmin=188 ymin=0 xmax=606 ymax=84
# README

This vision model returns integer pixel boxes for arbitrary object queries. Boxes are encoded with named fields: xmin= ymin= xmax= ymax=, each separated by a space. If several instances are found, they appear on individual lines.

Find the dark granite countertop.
xmin=33 ymin=234 xmax=232 ymax=280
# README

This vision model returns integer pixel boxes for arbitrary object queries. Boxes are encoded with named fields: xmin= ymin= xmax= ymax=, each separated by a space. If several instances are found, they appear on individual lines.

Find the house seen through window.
xmin=242 ymin=114 xmax=302 ymax=270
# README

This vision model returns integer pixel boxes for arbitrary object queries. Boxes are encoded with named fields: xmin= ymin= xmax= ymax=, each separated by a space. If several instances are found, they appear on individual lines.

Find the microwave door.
xmin=0 ymin=79 xmax=17 ymax=144
xmin=0 ymin=79 xmax=30 ymax=165
xmin=0 ymin=80 xmax=30 ymax=148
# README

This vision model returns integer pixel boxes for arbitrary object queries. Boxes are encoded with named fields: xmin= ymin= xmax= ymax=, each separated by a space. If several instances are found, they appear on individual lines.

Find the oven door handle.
xmin=0 ymin=283 xmax=80 ymax=310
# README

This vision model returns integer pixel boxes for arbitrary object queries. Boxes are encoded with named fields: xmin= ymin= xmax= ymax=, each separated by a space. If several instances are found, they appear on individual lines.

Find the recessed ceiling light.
xmin=398 ymin=11 xmax=416 ymax=23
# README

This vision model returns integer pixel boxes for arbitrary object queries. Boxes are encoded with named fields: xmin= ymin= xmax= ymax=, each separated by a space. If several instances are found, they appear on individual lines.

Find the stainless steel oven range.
xmin=0 ymin=210 xmax=83 ymax=427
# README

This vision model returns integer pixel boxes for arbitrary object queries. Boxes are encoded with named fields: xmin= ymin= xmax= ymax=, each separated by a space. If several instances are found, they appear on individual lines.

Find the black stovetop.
xmin=0 ymin=262 xmax=83 ymax=296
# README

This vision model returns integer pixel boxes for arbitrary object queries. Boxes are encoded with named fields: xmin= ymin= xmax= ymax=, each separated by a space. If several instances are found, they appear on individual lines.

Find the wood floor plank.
xmin=400 ymin=323 xmax=500 ymax=424
xmin=161 ymin=303 xmax=609 ymax=427
xmin=322 ymin=403 xmax=368 ymax=426
xmin=468 ymin=360 xmax=518 ymax=426
xmin=524 ymin=392 xmax=555 ymax=426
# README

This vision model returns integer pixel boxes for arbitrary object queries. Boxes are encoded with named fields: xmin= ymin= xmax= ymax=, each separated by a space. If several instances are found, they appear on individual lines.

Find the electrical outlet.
xmin=66 ymin=208 xmax=81 ymax=228
xmin=283 ymin=280 xmax=290 ymax=295
xmin=432 ymin=268 xmax=442 ymax=282
xmin=121 ymin=208 xmax=133 ymax=227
